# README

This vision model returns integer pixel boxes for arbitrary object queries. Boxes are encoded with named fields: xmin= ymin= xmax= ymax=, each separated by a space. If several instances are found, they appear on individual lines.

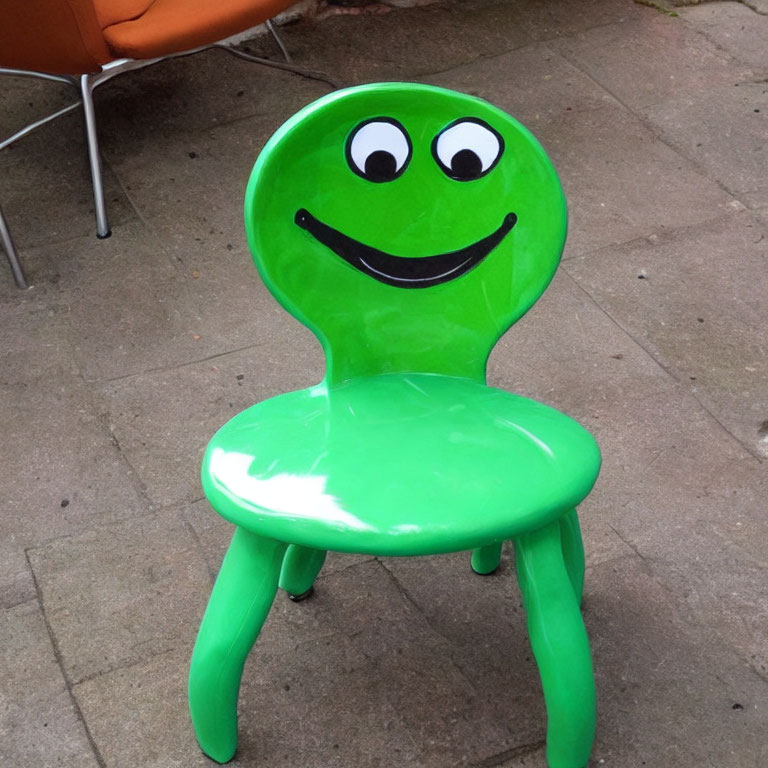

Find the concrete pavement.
xmin=1 ymin=1 xmax=766 ymax=765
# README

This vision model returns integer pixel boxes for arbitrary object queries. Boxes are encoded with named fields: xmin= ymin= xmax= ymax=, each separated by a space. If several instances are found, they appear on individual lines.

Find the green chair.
xmin=189 ymin=83 xmax=601 ymax=768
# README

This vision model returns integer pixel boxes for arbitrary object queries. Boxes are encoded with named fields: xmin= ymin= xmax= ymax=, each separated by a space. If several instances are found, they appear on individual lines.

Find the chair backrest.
xmin=0 ymin=0 xmax=110 ymax=74
xmin=245 ymin=83 xmax=566 ymax=387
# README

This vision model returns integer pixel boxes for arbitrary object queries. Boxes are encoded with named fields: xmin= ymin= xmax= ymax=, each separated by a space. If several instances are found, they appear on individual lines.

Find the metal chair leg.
xmin=80 ymin=74 xmax=111 ymax=239
xmin=265 ymin=19 xmax=292 ymax=63
xmin=215 ymin=44 xmax=339 ymax=89
xmin=0 ymin=205 xmax=28 ymax=289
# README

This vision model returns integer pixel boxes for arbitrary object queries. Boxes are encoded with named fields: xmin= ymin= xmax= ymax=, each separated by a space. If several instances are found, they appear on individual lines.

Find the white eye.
xmin=433 ymin=118 xmax=504 ymax=180
xmin=347 ymin=118 xmax=411 ymax=182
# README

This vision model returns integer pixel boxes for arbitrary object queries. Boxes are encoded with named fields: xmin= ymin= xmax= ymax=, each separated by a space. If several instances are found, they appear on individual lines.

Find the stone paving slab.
xmin=550 ymin=13 xmax=753 ymax=109
xmin=426 ymin=43 xmax=618 ymax=127
xmin=586 ymin=556 xmax=768 ymax=768
xmin=0 ymin=361 xmax=144 ymax=606
xmin=0 ymin=600 xmax=99 ymax=768
xmin=97 ymin=336 xmax=323 ymax=508
xmin=322 ymin=559 xmax=531 ymax=765
xmin=427 ymin=46 xmax=738 ymax=257
xmin=510 ymin=0 xmax=646 ymax=41
xmin=380 ymin=550 xmax=547 ymax=750
xmin=589 ymin=435 xmax=768 ymax=681
xmin=489 ymin=266 xmax=768 ymax=682
xmin=492 ymin=558 xmax=768 ymax=768
xmin=565 ymin=211 xmax=768 ymax=457
xmin=3 ymin=1 xmax=768 ymax=766
xmin=0 ymin=284 xmax=74 ymax=375
xmin=27 ymin=509 xmax=210 ymax=685
xmin=0 ymin=107 xmax=137 ymax=251
xmin=641 ymin=81 xmax=768 ymax=208
xmin=63 ymin=552 xmax=768 ymax=768
xmin=679 ymin=1 xmax=768 ymax=70
xmin=74 ymin=637 xmax=420 ymax=768
xmin=0 ymin=77 xmax=77 ymax=150
xmin=10 ymin=221 xmax=227 ymax=382
xmin=94 ymin=46 xmax=332 ymax=142
xmin=272 ymin=0 xmax=533 ymax=84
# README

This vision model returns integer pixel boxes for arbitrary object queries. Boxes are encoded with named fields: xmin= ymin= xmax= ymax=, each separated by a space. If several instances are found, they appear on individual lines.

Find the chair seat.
xmin=101 ymin=0 xmax=298 ymax=60
xmin=202 ymin=373 xmax=600 ymax=556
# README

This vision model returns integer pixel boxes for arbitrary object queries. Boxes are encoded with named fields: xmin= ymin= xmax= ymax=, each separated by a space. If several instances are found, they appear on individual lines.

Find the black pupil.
xmin=450 ymin=149 xmax=483 ymax=179
xmin=364 ymin=150 xmax=398 ymax=181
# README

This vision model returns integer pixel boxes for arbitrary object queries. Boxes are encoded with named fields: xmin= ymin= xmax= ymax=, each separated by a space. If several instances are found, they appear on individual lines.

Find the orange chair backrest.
xmin=0 ymin=0 xmax=111 ymax=75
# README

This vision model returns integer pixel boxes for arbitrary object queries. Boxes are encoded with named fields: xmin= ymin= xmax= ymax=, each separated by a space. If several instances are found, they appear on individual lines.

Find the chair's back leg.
xmin=189 ymin=528 xmax=287 ymax=763
xmin=514 ymin=521 xmax=595 ymax=768
xmin=470 ymin=542 xmax=503 ymax=575
xmin=80 ymin=74 xmax=111 ymax=239
xmin=279 ymin=544 xmax=327 ymax=599
xmin=559 ymin=509 xmax=585 ymax=606
xmin=0 ymin=206 xmax=27 ymax=288
xmin=265 ymin=19 xmax=292 ymax=63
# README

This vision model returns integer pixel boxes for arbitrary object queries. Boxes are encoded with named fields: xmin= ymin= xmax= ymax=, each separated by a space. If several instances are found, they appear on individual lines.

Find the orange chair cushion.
xmin=94 ymin=0 xmax=155 ymax=30
xmin=100 ymin=0 xmax=300 ymax=60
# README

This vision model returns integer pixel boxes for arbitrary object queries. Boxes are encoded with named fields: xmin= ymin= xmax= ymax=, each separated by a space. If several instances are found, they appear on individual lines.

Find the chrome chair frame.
xmin=0 ymin=204 xmax=27 ymax=289
xmin=0 ymin=21 xmax=336 ymax=287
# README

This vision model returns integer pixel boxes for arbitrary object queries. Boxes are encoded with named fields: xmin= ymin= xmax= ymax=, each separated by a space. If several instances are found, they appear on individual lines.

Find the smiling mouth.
xmin=295 ymin=208 xmax=517 ymax=288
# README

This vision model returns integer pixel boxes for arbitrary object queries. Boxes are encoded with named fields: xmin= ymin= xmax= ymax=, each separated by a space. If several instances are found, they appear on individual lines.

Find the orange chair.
xmin=0 ymin=0 xmax=329 ymax=252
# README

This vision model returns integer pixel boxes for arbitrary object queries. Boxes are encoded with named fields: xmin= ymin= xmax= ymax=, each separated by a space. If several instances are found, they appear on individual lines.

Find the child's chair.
xmin=188 ymin=83 xmax=601 ymax=768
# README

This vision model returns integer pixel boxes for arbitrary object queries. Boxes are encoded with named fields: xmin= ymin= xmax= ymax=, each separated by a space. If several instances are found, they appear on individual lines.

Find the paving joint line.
xmin=559 ymin=267 xmax=765 ymax=462
xmin=376 ymin=557 xmax=492 ymax=694
xmin=182 ymin=515 xmax=219 ymax=584
xmin=470 ymin=739 xmax=546 ymax=767
xmin=552 ymin=33 xmax=749 ymax=209
xmin=72 ymin=647 xmax=179 ymax=689
xmin=24 ymin=549 xmax=108 ymax=768
xmin=82 ymin=376 xmax=158 ymax=509
xmin=2 ymin=595 xmax=39 ymax=612
xmin=676 ymin=4 xmax=768 ymax=69
xmin=93 ymin=339 xmax=268 ymax=385
xmin=23 ymin=505 xmax=160 ymax=560
xmin=629 ymin=552 xmax=768 ymax=686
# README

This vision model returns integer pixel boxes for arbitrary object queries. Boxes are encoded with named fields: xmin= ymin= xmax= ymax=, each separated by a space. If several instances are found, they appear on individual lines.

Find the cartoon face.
xmin=245 ymin=83 xmax=566 ymax=384
xmin=294 ymin=115 xmax=517 ymax=289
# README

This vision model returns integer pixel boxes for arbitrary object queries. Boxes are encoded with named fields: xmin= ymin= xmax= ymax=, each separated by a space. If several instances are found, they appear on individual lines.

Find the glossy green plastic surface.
xmin=191 ymin=83 xmax=600 ymax=768
xmin=202 ymin=374 xmax=599 ymax=556
xmin=244 ymin=82 xmax=566 ymax=386
xmin=201 ymin=82 xmax=599 ymax=554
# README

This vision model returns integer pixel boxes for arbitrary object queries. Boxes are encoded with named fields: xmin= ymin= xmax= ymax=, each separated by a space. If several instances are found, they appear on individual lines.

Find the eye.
xmin=346 ymin=118 xmax=411 ymax=182
xmin=432 ymin=118 xmax=504 ymax=181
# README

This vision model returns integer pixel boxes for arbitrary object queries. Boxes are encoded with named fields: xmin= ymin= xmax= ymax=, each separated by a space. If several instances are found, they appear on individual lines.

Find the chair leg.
xmin=216 ymin=44 xmax=339 ymax=88
xmin=189 ymin=528 xmax=287 ymax=764
xmin=265 ymin=19 xmax=292 ymax=63
xmin=79 ymin=74 xmax=111 ymax=239
xmin=470 ymin=542 xmax=503 ymax=574
xmin=0 ymin=205 xmax=27 ymax=289
xmin=279 ymin=544 xmax=326 ymax=600
xmin=559 ymin=509 xmax=585 ymax=606
xmin=514 ymin=522 xmax=595 ymax=768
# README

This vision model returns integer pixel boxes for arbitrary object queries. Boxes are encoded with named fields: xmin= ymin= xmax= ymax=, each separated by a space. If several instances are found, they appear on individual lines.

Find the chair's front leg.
xmin=189 ymin=528 xmax=287 ymax=764
xmin=514 ymin=522 xmax=595 ymax=768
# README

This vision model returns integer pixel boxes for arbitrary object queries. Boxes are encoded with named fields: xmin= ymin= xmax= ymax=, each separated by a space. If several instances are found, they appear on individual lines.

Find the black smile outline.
xmin=294 ymin=209 xmax=517 ymax=289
